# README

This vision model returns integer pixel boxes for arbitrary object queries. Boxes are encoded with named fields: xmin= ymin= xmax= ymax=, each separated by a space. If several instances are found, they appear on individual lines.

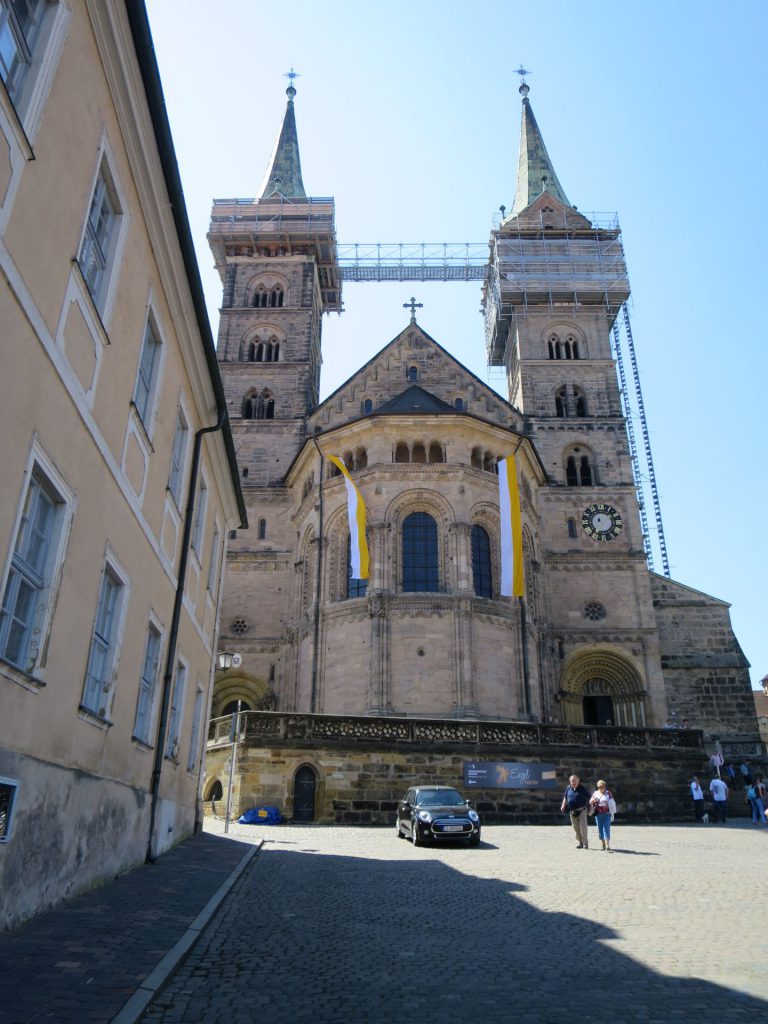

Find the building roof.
xmin=258 ymin=86 xmax=307 ymax=199
xmin=511 ymin=84 xmax=571 ymax=216
xmin=376 ymin=385 xmax=458 ymax=415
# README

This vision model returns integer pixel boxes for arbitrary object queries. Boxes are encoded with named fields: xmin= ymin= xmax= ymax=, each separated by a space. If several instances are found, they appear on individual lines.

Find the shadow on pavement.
xmin=141 ymin=842 xmax=768 ymax=1024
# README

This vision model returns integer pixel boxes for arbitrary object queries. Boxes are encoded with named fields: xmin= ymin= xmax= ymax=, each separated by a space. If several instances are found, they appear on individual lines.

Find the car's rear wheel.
xmin=411 ymin=820 xmax=423 ymax=846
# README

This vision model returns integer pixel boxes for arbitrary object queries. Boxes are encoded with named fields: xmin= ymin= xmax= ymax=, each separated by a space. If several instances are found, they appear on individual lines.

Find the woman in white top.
xmin=589 ymin=779 xmax=615 ymax=851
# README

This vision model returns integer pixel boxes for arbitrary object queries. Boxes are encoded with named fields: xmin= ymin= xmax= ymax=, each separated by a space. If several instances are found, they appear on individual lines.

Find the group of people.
xmin=692 ymin=758 xmax=768 ymax=825
xmin=560 ymin=774 xmax=616 ymax=851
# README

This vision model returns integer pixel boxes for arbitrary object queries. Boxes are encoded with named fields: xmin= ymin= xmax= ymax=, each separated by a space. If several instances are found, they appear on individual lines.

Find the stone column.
xmin=453 ymin=597 xmax=478 ymax=717
xmin=452 ymin=521 xmax=474 ymax=593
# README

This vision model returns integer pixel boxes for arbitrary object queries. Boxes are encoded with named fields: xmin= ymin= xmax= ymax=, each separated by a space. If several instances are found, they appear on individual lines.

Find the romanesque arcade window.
xmin=565 ymin=451 xmax=594 ymax=486
xmin=556 ymin=385 xmax=588 ymax=418
xmin=242 ymin=390 xmax=275 ymax=420
xmin=548 ymin=333 xmax=580 ymax=360
xmin=471 ymin=448 xmax=502 ymax=473
xmin=471 ymin=524 xmax=493 ymax=598
xmin=402 ymin=512 xmax=438 ymax=592
xmin=393 ymin=442 xmax=444 ymax=464
xmin=253 ymin=285 xmax=284 ymax=308
xmin=247 ymin=338 xmax=280 ymax=362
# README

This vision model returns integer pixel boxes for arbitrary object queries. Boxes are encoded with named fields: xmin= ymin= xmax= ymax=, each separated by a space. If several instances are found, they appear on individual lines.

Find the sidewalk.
xmin=0 ymin=829 xmax=260 ymax=1024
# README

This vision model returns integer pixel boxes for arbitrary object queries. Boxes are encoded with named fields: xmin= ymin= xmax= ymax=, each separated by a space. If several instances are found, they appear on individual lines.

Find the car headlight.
xmin=417 ymin=810 xmax=433 ymax=823
xmin=468 ymin=810 xmax=479 ymax=822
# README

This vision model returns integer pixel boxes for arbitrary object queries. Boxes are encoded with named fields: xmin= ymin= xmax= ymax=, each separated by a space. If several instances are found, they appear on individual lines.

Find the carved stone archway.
xmin=212 ymin=670 xmax=275 ymax=718
xmin=557 ymin=651 xmax=647 ymax=727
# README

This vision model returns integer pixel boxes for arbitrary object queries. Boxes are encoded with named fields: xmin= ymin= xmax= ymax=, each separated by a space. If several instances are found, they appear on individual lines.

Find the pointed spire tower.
xmin=258 ymin=79 xmax=307 ymax=199
xmin=208 ymin=76 xmax=342 ymax=495
xmin=511 ymin=81 xmax=570 ymax=215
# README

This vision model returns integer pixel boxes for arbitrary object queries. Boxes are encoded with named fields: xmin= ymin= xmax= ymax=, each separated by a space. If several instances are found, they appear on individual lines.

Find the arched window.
xmin=471 ymin=447 xmax=483 ymax=469
xmin=407 ymin=365 xmax=418 ymax=382
xmin=565 ymin=451 xmax=594 ymax=485
xmin=548 ymin=338 xmax=555 ymax=359
xmin=347 ymin=534 xmax=368 ymax=599
xmin=363 ymin=398 xmax=373 ymax=415
xmin=395 ymin=442 xmax=410 ymax=463
xmin=569 ymin=336 xmax=580 ymax=359
xmin=412 ymin=443 xmax=426 ymax=464
xmin=248 ymin=342 xmax=257 ymax=361
xmin=258 ymin=518 xmax=266 ymax=539
xmin=574 ymin=389 xmax=587 ymax=416
xmin=454 ymin=398 xmax=464 ymax=411
xmin=343 ymin=451 xmax=354 ymax=471
xmin=579 ymin=455 xmax=593 ymax=485
xmin=567 ymin=518 xmax=577 ymax=539
xmin=242 ymin=394 xmax=255 ymax=419
xmin=269 ymin=286 xmax=283 ymax=308
xmin=402 ymin=512 xmax=438 ymax=592
xmin=355 ymin=447 xmax=368 ymax=470
xmin=428 ymin=442 xmax=443 ymax=463
xmin=222 ymin=701 xmax=252 ymax=716
xmin=254 ymin=287 xmax=268 ymax=308
xmin=471 ymin=524 xmax=492 ymax=598
xmin=565 ymin=456 xmax=578 ymax=486
xmin=243 ymin=390 xmax=275 ymax=420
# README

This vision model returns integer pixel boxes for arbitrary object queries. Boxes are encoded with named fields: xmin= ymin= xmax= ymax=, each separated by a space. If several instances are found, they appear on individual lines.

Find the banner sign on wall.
xmin=464 ymin=761 xmax=559 ymax=790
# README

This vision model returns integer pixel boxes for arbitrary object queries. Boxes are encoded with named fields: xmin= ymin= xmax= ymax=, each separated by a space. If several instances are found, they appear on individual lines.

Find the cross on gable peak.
xmin=403 ymin=296 xmax=423 ymax=323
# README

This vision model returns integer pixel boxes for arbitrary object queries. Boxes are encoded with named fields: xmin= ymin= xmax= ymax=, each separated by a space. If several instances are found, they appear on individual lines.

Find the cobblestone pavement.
xmin=139 ymin=818 xmax=768 ymax=1024
xmin=0 ymin=831 xmax=255 ymax=1024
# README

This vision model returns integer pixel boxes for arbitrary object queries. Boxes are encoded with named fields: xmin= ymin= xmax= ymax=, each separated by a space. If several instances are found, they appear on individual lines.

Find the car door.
xmin=399 ymin=789 xmax=416 ymax=833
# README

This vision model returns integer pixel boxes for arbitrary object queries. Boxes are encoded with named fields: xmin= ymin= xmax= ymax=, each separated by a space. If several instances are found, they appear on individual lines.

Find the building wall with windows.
xmin=0 ymin=0 xmax=244 ymax=929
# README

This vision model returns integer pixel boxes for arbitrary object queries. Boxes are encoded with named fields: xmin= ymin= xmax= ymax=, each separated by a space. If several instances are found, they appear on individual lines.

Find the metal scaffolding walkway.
xmin=337 ymin=240 xmax=670 ymax=578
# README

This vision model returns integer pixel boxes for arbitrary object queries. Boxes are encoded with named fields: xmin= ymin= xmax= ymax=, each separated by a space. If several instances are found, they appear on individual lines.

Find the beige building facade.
xmin=0 ymin=0 xmax=245 ymax=929
xmin=207 ymin=82 xmax=761 ymax=816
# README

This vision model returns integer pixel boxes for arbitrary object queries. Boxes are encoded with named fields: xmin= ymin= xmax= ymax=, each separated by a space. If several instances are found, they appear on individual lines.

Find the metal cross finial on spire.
xmin=284 ymin=67 xmax=300 ymax=99
xmin=403 ymin=297 xmax=423 ymax=322
xmin=515 ymin=65 xmax=531 ymax=83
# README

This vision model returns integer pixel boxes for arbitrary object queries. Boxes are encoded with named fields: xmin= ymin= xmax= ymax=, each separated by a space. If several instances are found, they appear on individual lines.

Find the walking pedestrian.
xmin=739 ymin=760 xmax=753 ymax=787
xmin=690 ymin=776 xmax=705 ymax=821
xmin=756 ymin=776 xmax=768 ymax=824
xmin=745 ymin=780 xmax=767 ymax=825
xmin=709 ymin=751 xmax=724 ymax=777
xmin=560 ymin=773 xmax=590 ymax=849
xmin=589 ymin=779 xmax=616 ymax=851
xmin=709 ymin=775 xmax=728 ymax=822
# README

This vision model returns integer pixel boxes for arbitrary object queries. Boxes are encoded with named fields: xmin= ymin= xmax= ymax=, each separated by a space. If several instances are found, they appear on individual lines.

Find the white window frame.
xmin=133 ymin=616 xmax=163 ymax=745
xmin=80 ymin=550 xmax=129 ymax=721
xmin=168 ymin=405 xmax=189 ymax=507
xmin=0 ymin=440 xmax=73 ymax=681
xmin=206 ymin=523 xmax=221 ymax=595
xmin=133 ymin=309 xmax=163 ymax=430
xmin=187 ymin=682 xmax=204 ymax=772
xmin=191 ymin=473 xmax=208 ymax=556
xmin=165 ymin=658 xmax=187 ymax=760
xmin=0 ymin=0 xmax=70 ymax=141
xmin=77 ymin=142 xmax=127 ymax=324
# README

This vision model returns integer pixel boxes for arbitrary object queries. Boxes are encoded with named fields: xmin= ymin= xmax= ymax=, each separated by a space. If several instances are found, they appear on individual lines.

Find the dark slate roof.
xmin=258 ymin=88 xmax=306 ymax=199
xmin=511 ymin=88 xmax=570 ymax=215
xmin=375 ymin=385 xmax=457 ymax=415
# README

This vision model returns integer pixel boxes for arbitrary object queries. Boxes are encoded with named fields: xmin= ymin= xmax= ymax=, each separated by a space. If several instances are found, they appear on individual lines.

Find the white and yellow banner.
xmin=498 ymin=456 xmax=524 ymax=597
xmin=327 ymin=456 xmax=369 ymax=579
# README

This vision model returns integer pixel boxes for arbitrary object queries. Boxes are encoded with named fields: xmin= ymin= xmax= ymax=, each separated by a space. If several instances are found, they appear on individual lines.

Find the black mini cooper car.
xmin=396 ymin=785 xmax=481 ymax=846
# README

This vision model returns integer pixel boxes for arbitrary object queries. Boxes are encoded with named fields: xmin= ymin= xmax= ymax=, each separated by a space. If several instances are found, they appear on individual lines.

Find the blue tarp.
xmin=238 ymin=806 xmax=282 ymax=825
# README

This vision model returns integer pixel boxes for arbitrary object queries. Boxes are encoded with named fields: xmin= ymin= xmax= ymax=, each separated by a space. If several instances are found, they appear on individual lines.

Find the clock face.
xmin=581 ymin=503 xmax=623 ymax=542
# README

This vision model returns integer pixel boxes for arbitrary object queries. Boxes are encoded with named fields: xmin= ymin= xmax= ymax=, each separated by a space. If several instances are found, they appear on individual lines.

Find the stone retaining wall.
xmin=203 ymin=711 xmax=752 ymax=825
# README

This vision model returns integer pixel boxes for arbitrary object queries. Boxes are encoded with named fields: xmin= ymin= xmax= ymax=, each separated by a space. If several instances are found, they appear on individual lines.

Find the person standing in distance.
xmin=709 ymin=774 xmax=728 ymax=822
xmin=589 ymin=779 xmax=616 ymax=851
xmin=690 ymin=775 xmax=705 ymax=821
xmin=561 ymin=773 xmax=590 ymax=849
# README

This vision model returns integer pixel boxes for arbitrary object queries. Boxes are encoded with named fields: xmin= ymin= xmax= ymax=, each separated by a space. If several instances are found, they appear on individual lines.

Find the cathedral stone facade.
xmin=208 ymin=82 xmax=758 ymax=797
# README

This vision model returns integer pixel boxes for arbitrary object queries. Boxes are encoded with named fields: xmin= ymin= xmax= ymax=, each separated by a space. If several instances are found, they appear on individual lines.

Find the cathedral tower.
xmin=484 ymin=81 xmax=667 ymax=726
xmin=208 ymin=81 xmax=341 ymax=488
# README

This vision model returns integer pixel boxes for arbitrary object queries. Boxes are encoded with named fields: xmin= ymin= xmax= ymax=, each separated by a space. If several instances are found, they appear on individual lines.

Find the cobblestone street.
xmin=140 ymin=819 xmax=768 ymax=1024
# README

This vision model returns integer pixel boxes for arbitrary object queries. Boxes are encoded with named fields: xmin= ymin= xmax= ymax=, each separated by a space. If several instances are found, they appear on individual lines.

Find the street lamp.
xmin=217 ymin=650 xmax=234 ymax=672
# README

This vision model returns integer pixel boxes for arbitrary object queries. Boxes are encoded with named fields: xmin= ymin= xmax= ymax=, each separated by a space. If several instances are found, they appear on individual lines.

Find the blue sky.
xmin=146 ymin=0 xmax=768 ymax=692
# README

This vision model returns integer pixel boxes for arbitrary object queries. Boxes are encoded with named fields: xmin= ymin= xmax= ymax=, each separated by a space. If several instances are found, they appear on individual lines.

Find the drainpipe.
xmin=309 ymin=436 xmax=325 ymax=713
xmin=146 ymin=412 xmax=225 ymax=863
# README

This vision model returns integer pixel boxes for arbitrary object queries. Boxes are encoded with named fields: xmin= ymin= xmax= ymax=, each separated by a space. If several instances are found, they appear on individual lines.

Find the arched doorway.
xmin=293 ymin=765 xmax=317 ymax=822
xmin=558 ymin=652 xmax=647 ymax=727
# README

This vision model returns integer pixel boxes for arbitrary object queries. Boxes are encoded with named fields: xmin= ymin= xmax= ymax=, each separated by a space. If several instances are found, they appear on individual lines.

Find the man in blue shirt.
xmin=561 ymin=773 xmax=591 ymax=849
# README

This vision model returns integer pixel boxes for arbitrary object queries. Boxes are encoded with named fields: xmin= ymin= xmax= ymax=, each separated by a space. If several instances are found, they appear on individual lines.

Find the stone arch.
xmin=298 ymin=525 xmax=316 ymax=612
xmin=324 ymin=504 xmax=352 ymax=602
xmin=202 ymin=777 xmax=223 ymax=802
xmin=241 ymin=325 xmax=285 ymax=363
xmin=387 ymin=488 xmax=455 ymax=593
xmin=541 ymin=321 xmax=587 ymax=360
xmin=212 ymin=670 xmax=275 ymax=717
xmin=557 ymin=650 xmax=647 ymax=727
xmin=246 ymin=272 xmax=288 ymax=308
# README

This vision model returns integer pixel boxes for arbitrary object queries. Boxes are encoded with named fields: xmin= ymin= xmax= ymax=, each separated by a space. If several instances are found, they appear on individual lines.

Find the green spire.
xmin=511 ymin=83 xmax=570 ymax=215
xmin=258 ymin=81 xmax=306 ymax=199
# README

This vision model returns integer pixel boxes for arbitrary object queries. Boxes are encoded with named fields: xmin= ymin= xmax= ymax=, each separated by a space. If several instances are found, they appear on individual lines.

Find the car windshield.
xmin=417 ymin=789 xmax=465 ymax=807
